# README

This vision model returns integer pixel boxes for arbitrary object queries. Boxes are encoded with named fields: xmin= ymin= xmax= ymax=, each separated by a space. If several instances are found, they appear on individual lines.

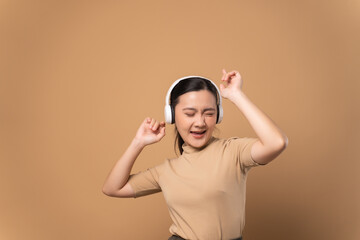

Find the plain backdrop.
xmin=1 ymin=1 xmax=359 ymax=239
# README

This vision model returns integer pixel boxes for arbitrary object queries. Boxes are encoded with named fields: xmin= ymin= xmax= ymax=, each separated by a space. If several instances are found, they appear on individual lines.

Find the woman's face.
xmin=174 ymin=90 xmax=217 ymax=149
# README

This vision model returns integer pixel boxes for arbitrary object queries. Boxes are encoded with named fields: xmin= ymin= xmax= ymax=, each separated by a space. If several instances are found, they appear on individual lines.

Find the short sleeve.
xmin=127 ymin=164 xmax=163 ymax=198
xmin=226 ymin=137 xmax=260 ymax=170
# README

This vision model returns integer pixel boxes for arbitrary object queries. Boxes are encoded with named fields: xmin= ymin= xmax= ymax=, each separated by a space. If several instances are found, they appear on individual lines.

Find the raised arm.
xmin=220 ymin=69 xmax=288 ymax=165
xmin=102 ymin=117 xmax=165 ymax=198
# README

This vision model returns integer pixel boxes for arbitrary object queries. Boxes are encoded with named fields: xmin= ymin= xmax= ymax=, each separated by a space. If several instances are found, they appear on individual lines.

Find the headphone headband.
xmin=164 ymin=76 xmax=223 ymax=124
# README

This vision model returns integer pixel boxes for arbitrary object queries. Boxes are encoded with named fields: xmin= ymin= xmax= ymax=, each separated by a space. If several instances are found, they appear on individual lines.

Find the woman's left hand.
xmin=220 ymin=69 xmax=243 ymax=100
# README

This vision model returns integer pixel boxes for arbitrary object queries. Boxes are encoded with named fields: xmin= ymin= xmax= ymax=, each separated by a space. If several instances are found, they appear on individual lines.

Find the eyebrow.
xmin=182 ymin=107 xmax=216 ymax=112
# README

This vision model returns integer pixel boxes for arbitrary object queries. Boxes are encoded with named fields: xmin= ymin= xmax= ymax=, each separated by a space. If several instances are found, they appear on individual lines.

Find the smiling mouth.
xmin=190 ymin=130 xmax=206 ymax=135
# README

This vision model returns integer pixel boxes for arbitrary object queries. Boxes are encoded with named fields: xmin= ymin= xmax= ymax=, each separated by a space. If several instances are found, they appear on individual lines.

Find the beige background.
xmin=1 ymin=1 xmax=359 ymax=239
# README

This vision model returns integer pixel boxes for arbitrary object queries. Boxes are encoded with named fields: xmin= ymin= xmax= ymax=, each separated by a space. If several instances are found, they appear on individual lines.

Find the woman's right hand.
xmin=134 ymin=117 xmax=166 ymax=147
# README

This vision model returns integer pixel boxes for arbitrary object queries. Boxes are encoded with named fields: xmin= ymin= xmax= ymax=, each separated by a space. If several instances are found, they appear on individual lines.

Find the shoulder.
xmin=156 ymin=157 xmax=180 ymax=172
xmin=138 ymin=158 xmax=172 ymax=176
xmin=164 ymin=157 xmax=179 ymax=164
xmin=211 ymin=137 xmax=258 ymax=149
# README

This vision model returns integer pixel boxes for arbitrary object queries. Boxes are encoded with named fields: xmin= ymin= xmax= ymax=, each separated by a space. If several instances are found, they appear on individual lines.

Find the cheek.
xmin=175 ymin=113 xmax=192 ymax=126
xmin=206 ymin=116 xmax=217 ymax=125
xmin=175 ymin=116 xmax=188 ymax=131
xmin=176 ymin=119 xmax=191 ymax=131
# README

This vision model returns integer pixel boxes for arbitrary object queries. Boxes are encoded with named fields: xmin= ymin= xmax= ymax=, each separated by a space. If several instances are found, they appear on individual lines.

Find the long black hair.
xmin=170 ymin=77 xmax=219 ymax=155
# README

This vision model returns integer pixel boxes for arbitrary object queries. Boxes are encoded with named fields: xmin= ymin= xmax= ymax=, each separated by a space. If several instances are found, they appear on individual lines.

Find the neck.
xmin=182 ymin=137 xmax=216 ymax=154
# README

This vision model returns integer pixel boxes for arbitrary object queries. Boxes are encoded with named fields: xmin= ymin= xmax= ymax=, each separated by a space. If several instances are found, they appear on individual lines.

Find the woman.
xmin=102 ymin=69 xmax=288 ymax=240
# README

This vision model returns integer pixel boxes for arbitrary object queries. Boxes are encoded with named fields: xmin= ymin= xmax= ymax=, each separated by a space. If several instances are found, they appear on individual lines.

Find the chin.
xmin=186 ymin=135 xmax=212 ymax=149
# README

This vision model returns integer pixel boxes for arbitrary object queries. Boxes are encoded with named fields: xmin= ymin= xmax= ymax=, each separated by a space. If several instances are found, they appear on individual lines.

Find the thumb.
xmin=157 ymin=125 xmax=166 ymax=140
xmin=161 ymin=125 xmax=166 ymax=135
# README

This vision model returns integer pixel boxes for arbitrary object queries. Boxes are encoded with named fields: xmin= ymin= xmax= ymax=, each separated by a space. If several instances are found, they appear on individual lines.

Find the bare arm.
xmin=220 ymin=69 xmax=288 ymax=165
xmin=102 ymin=118 xmax=166 ymax=198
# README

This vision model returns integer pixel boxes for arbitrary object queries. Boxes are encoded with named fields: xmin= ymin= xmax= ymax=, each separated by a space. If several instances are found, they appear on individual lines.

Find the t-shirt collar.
xmin=182 ymin=136 xmax=217 ymax=154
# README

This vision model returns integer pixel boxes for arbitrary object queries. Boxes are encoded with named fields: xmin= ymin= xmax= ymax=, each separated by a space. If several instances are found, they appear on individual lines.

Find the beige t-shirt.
xmin=128 ymin=137 xmax=261 ymax=240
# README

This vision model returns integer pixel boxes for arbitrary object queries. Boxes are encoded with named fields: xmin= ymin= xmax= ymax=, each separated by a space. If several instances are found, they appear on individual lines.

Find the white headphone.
xmin=164 ymin=76 xmax=223 ymax=124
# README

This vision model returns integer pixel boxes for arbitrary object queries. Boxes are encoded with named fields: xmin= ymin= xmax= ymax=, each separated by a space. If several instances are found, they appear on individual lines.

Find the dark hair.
xmin=170 ymin=77 xmax=219 ymax=155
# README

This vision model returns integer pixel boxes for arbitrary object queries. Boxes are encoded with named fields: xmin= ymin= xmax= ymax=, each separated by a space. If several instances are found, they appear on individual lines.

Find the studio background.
xmin=1 ymin=1 xmax=359 ymax=240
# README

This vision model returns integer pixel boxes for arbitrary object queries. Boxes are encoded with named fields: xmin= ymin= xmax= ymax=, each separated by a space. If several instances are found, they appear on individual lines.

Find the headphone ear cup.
xmin=164 ymin=105 xmax=173 ymax=124
xmin=171 ymin=105 xmax=175 ymax=124
xmin=217 ymin=105 xmax=223 ymax=124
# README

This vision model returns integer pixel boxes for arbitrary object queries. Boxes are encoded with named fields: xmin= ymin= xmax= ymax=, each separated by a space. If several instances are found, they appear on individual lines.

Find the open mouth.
xmin=190 ymin=130 xmax=207 ymax=138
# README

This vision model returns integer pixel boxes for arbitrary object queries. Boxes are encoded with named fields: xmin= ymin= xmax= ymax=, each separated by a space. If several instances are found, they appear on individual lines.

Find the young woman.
xmin=102 ymin=69 xmax=288 ymax=240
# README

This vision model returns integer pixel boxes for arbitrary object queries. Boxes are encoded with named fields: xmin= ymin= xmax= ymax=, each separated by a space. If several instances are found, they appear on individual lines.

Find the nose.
xmin=194 ymin=114 xmax=206 ymax=127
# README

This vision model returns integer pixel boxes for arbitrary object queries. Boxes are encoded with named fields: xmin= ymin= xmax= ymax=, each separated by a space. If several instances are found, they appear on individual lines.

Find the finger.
xmin=152 ymin=121 xmax=160 ymax=131
xmin=157 ymin=125 xmax=166 ymax=140
xmin=224 ymin=72 xmax=231 ymax=82
xmin=222 ymin=69 xmax=227 ymax=81
xmin=227 ymin=71 xmax=238 ymax=78
xmin=149 ymin=118 xmax=156 ymax=129
xmin=224 ymin=71 xmax=237 ymax=82
xmin=222 ymin=69 xmax=226 ymax=81
xmin=143 ymin=117 xmax=151 ymax=127
xmin=160 ymin=123 xmax=166 ymax=133
xmin=160 ymin=125 xmax=166 ymax=136
xmin=230 ymin=71 xmax=242 ymax=82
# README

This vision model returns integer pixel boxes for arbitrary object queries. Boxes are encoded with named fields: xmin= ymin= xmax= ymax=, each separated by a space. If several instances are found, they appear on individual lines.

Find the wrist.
xmin=228 ymin=89 xmax=245 ymax=103
xmin=131 ymin=138 xmax=146 ymax=150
